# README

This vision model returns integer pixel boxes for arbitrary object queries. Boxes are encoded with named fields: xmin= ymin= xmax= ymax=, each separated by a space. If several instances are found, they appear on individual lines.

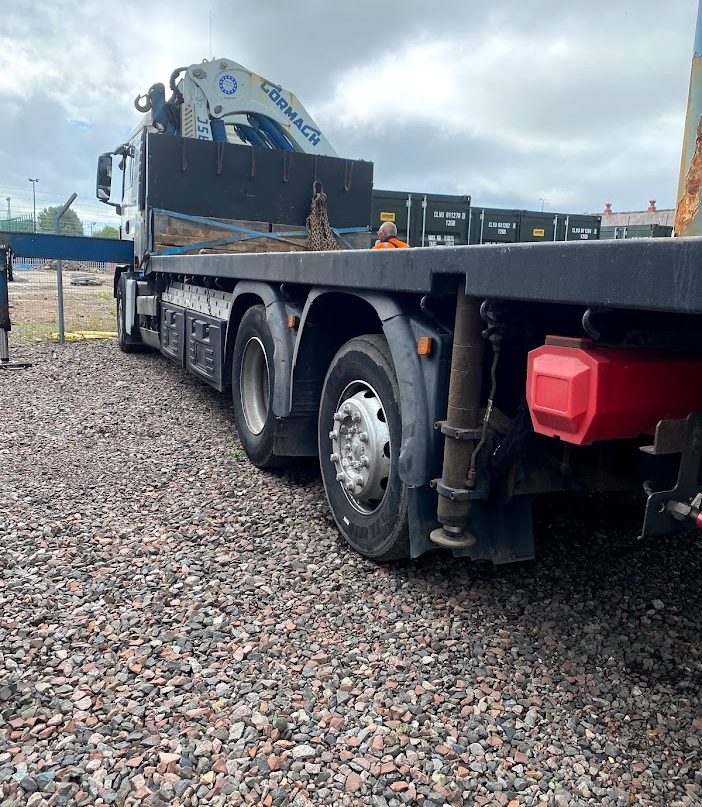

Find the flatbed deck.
xmin=148 ymin=236 xmax=702 ymax=314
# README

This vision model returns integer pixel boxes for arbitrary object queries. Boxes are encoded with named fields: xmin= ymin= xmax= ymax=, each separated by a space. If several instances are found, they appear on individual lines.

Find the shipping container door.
xmin=518 ymin=211 xmax=557 ymax=242
xmin=557 ymin=215 xmax=602 ymax=241
xmin=416 ymin=195 xmax=471 ymax=246
xmin=470 ymin=208 xmax=520 ymax=244
xmin=370 ymin=190 xmax=413 ymax=242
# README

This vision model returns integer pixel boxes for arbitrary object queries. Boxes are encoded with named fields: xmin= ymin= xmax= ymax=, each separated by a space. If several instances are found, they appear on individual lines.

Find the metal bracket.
xmin=434 ymin=420 xmax=483 ymax=441
xmin=639 ymin=418 xmax=687 ymax=455
xmin=430 ymin=478 xmax=471 ymax=502
xmin=429 ymin=477 xmax=491 ymax=503
xmin=641 ymin=412 xmax=702 ymax=538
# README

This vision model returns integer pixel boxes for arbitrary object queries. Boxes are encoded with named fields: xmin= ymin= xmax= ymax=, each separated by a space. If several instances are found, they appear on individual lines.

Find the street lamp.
xmin=4 ymin=197 xmax=10 ymax=222
xmin=28 ymin=178 xmax=39 ymax=232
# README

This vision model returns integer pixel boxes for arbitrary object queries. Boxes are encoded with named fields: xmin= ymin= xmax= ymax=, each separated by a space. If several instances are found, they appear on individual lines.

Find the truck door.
xmin=120 ymin=130 xmax=147 ymax=262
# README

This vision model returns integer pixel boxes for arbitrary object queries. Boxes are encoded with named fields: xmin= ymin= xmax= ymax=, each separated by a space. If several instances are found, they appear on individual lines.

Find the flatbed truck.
xmin=89 ymin=37 xmax=702 ymax=564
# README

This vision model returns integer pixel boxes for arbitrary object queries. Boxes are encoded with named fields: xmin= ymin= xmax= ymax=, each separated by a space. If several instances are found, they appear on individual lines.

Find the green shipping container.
xmin=557 ymin=214 xmax=601 ymax=241
xmin=621 ymin=224 xmax=673 ymax=239
xmin=370 ymin=190 xmax=413 ymax=243
xmin=371 ymin=190 xmax=471 ymax=247
xmin=469 ymin=208 xmax=520 ymax=244
xmin=471 ymin=208 xmax=601 ymax=243
xmin=518 ymin=211 xmax=558 ymax=242
xmin=600 ymin=224 xmax=672 ymax=240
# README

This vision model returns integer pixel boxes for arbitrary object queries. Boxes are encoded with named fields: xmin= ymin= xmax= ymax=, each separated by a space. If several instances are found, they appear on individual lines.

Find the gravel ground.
xmin=1 ymin=341 xmax=701 ymax=807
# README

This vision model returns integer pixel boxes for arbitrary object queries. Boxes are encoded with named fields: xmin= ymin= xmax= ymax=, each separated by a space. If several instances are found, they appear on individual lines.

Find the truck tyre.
xmin=116 ymin=273 xmax=142 ymax=353
xmin=318 ymin=334 xmax=409 ymax=561
xmin=232 ymin=305 xmax=286 ymax=468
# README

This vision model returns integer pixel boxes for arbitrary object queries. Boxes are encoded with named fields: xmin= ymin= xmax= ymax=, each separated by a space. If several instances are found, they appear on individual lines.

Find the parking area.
xmin=0 ymin=342 xmax=700 ymax=807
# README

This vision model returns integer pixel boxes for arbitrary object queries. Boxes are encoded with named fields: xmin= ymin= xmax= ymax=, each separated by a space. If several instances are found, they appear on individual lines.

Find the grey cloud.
xmin=0 ymin=0 xmax=698 ymax=216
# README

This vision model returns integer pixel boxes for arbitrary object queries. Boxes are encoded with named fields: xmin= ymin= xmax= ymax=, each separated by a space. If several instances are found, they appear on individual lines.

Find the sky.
xmin=0 ymin=0 xmax=698 ymax=228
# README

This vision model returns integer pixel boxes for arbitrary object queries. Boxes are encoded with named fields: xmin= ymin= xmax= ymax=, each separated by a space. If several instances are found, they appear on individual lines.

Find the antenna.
xmin=209 ymin=9 xmax=213 ymax=60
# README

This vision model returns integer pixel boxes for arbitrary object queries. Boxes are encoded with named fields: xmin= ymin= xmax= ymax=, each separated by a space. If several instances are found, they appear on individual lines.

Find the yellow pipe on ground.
xmin=50 ymin=331 xmax=117 ymax=341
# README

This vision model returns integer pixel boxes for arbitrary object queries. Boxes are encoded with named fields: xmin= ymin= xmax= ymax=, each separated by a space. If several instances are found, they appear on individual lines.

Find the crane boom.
xmin=135 ymin=58 xmax=336 ymax=157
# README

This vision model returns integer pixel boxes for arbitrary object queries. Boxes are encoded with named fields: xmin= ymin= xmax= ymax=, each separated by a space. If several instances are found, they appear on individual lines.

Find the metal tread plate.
xmin=161 ymin=282 xmax=232 ymax=320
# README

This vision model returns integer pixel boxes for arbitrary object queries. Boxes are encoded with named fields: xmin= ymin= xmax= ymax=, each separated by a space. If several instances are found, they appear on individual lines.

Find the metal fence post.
xmin=55 ymin=194 xmax=78 ymax=345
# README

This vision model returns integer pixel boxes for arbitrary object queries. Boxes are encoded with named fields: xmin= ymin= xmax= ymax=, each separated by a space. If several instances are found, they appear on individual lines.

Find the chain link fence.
xmin=8 ymin=257 xmax=116 ymax=344
xmin=2 ymin=191 xmax=122 ymax=345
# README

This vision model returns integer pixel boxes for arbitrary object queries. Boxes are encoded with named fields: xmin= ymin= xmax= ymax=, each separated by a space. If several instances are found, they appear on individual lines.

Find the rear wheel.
xmin=318 ymin=334 xmax=409 ymax=561
xmin=232 ymin=305 xmax=286 ymax=468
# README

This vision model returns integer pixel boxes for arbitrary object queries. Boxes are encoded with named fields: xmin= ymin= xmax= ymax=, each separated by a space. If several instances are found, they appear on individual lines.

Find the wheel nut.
xmin=330 ymin=453 xmax=339 ymax=462
xmin=345 ymin=481 xmax=355 ymax=492
xmin=336 ymin=472 xmax=345 ymax=481
xmin=333 ymin=413 xmax=342 ymax=422
xmin=342 ymin=404 xmax=351 ymax=415
xmin=359 ymin=432 xmax=368 ymax=443
xmin=352 ymin=412 xmax=361 ymax=422
xmin=329 ymin=430 xmax=338 ymax=440
xmin=361 ymin=457 xmax=370 ymax=468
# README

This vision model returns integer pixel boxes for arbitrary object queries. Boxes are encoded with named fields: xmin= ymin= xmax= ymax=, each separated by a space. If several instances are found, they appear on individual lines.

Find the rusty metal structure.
xmin=675 ymin=2 xmax=702 ymax=236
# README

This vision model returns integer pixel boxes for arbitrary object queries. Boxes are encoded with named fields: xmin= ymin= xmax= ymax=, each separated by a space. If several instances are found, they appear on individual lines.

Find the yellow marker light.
xmin=417 ymin=336 xmax=433 ymax=356
xmin=288 ymin=315 xmax=299 ymax=329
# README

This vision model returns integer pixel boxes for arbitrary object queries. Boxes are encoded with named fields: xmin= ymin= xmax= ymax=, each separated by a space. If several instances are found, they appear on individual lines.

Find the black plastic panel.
xmin=185 ymin=311 xmax=224 ymax=390
xmin=161 ymin=302 xmax=185 ymax=363
xmin=146 ymin=134 xmax=373 ymax=228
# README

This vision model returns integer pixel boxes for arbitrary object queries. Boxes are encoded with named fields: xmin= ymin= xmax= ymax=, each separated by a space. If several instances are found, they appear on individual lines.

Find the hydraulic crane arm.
xmin=135 ymin=58 xmax=336 ymax=157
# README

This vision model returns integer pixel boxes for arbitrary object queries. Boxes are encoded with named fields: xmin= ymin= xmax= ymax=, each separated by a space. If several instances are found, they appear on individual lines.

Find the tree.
xmin=92 ymin=225 xmax=120 ymax=239
xmin=37 ymin=206 xmax=84 ymax=237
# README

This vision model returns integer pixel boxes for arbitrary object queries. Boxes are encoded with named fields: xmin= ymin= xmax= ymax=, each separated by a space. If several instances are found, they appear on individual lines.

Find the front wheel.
xmin=231 ymin=305 xmax=287 ymax=468
xmin=318 ymin=334 xmax=409 ymax=561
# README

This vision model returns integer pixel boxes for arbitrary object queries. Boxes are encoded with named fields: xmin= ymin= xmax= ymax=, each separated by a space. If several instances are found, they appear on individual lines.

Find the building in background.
xmin=599 ymin=200 xmax=674 ymax=227
xmin=597 ymin=200 xmax=674 ymax=239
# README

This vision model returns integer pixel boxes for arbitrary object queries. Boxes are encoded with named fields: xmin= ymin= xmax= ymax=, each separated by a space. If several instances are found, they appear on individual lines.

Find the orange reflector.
xmin=288 ymin=314 xmax=299 ymax=329
xmin=417 ymin=336 xmax=433 ymax=356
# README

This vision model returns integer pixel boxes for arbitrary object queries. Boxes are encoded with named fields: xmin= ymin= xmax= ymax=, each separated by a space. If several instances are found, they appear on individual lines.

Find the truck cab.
xmin=96 ymin=124 xmax=148 ymax=264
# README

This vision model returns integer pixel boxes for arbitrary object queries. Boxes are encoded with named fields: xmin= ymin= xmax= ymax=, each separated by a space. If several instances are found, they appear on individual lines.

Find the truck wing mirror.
xmin=96 ymin=153 xmax=113 ymax=202
xmin=96 ymin=153 xmax=122 ymax=213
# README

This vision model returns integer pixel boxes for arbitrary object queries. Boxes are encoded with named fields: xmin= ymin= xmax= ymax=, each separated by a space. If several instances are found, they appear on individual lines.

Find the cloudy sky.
xmin=0 ymin=0 xmax=698 ymax=227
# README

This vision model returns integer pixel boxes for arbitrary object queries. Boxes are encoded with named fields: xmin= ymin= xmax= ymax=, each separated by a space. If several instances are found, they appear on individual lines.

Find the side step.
xmin=138 ymin=327 xmax=160 ymax=350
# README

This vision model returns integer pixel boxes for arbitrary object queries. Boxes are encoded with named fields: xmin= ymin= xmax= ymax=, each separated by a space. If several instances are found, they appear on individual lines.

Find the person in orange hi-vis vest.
xmin=373 ymin=221 xmax=409 ymax=249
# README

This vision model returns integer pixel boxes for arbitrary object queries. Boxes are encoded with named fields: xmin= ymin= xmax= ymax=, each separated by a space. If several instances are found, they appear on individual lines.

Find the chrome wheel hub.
xmin=329 ymin=382 xmax=391 ymax=514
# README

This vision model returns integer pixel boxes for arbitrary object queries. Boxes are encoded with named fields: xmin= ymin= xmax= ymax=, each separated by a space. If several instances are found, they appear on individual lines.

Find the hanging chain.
xmin=306 ymin=182 xmax=341 ymax=251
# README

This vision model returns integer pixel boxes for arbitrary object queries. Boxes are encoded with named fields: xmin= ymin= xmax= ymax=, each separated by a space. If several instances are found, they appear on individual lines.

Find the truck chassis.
xmin=115 ymin=235 xmax=702 ymax=563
